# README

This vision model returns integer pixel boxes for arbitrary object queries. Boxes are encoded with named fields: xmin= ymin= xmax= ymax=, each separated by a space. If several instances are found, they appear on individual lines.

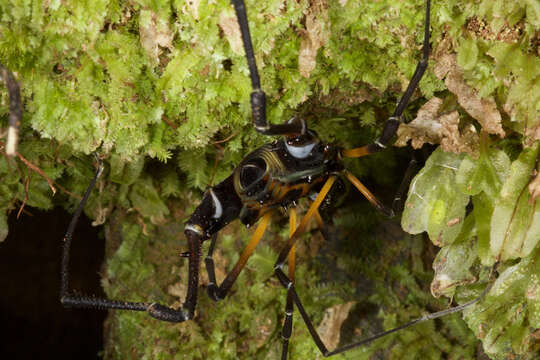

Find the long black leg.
xmin=371 ymin=0 xmax=431 ymax=152
xmin=341 ymin=0 xmax=431 ymax=158
xmin=204 ymin=233 xmax=220 ymax=297
xmin=274 ymin=267 xmax=488 ymax=358
xmin=231 ymin=0 xmax=304 ymax=136
xmin=60 ymin=155 xmax=199 ymax=322
xmin=392 ymin=152 xmax=420 ymax=213
xmin=282 ymin=290 xmax=295 ymax=359
xmin=281 ymin=208 xmax=297 ymax=360
xmin=272 ymin=174 xmax=488 ymax=358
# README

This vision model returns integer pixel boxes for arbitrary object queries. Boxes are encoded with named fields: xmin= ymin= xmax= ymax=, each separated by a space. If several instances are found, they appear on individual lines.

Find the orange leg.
xmin=314 ymin=209 xmax=330 ymax=241
xmin=343 ymin=169 xmax=394 ymax=217
xmin=205 ymin=212 xmax=271 ymax=301
xmin=275 ymin=175 xmax=336 ymax=268
xmin=340 ymin=146 xmax=372 ymax=158
xmin=288 ymin=208 xmax=297 ymax=282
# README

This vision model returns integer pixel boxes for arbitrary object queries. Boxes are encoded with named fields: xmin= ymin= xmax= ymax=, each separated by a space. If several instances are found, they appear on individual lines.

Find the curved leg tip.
xmin=206 ymin=284 xmax=224 ymax=302
xmin=147 ymin=303 xmax=191 ymax=323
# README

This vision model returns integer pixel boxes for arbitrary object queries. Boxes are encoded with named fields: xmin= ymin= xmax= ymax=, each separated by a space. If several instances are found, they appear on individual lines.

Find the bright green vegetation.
xmin=1 ymin=0 xmax=538 ymax=359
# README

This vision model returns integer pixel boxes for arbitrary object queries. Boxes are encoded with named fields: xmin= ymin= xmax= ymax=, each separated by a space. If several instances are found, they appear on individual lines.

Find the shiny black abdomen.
xmin=232 ymin=139 xmax=341 ymax=225
xmin=186 ymin=137 xmax=342 ymax=237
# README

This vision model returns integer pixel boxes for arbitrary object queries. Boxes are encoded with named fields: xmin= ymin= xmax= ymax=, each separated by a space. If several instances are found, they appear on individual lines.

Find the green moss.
xmin=1 ymin=0 xmax=539 ymax=359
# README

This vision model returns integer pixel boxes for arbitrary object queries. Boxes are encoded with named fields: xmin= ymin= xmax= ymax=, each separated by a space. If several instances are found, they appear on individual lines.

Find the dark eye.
xmin=240 ymin=157 xmax=267 ymax=189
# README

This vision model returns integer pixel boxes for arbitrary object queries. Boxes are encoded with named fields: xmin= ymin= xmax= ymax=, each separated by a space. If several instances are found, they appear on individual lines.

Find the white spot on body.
xmin=209 ymin=189 xmax=223 ymax=219
xmin=285 ymin=141 xmax=316 ymax=159
xmin=185 ymin=224 xmax=203 ymax=235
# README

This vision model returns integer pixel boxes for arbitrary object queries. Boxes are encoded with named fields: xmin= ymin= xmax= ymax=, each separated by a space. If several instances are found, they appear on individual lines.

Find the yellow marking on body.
xmin=277 ymin=182 xmax=308 ymax=201
xmin=275 ymin=177 xmax=324 ymax=203
xmin=288 ymin=176 xmax=336 ymax=245
xmin=260 ymin=149 xmax=286 ymax=175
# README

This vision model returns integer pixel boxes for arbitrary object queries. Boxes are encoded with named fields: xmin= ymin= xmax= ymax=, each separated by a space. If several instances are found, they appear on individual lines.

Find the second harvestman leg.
xmin=60 ymin=156 xmax=199 ymax=322
xmin=281 ymin=208 xmax=297 ymax=360
xmin=230 ymin=0 xmax=304 ymax=136
xmin=342 ymin=0 xmax=432 ymax=158
xmin=270 ymin=178 xmax=488 ymax=358
xmin=205 ymin=213 xmax=271 ymax=301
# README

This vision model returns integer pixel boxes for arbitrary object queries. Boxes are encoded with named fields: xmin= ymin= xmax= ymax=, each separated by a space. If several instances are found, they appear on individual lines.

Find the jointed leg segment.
xmin=314 ymin=209 xmax=330 ymax=242
xmin=205 ymin=212 xmax=271 ymax=301
xmin=60 ymin=156 xmax=198 ymax=323
xmin=230 ymin=0 xmax=304 ymax=136
xmin=281 ymin=208 xmax=297 ymax=360
xmin=344 ymin=170 xmax=394 ymax=217
xmin=271 ymin=175 xmax=489 ymax=358
xmin=341 ymin=0 xmax=432 ymax=157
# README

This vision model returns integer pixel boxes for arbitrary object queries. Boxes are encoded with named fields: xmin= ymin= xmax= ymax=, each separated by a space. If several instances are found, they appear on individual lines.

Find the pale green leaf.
xmin=456 ymin=148 xmax=510 ymax=199
xmin=402 ymin=148 xmax=469 ymax=246
xmin=490 ymin=143 xmax=540 ymax=260
xmin=430 ymin=216 xmax=477 ymax=298
xmin=524 ymin=0 xmax=540 ymax=27
xmin=474 ymin=193 xmax=497 ymax=266
xmin=457 ymin=37 xmax=478 ymax=71
xmin=464 ymin=249 xmax=540 ymax=357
